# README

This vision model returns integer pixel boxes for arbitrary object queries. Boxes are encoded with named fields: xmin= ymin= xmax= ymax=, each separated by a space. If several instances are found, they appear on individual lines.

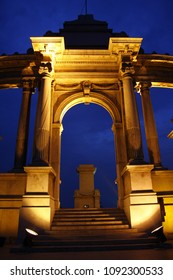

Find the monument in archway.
xmin=0 ymin=14 xmax=173 ymax=240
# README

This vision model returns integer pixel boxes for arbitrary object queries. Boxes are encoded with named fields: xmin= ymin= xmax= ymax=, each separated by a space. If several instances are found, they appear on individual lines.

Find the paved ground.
xmin=0 ymin=242 xmax=173 ymax=260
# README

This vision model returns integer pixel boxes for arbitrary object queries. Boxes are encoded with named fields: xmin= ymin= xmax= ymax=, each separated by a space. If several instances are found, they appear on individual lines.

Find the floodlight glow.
xmin=25 ymin=228 xmax=38 ymax=236
xmin=151 ymin=225 xmax=163 ymax=233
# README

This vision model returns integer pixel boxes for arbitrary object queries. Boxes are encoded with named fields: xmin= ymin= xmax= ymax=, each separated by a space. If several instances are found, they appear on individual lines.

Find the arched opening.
xmin=60 ymin=103 xmax=117 ymax=208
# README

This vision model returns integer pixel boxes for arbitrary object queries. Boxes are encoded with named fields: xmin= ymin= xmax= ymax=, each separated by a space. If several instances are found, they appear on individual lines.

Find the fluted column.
xmin=14 ymin=79 xmax=33 ymax=170
xmin=120 ymin=66 xmax=144 ymax=163
xmin=32 ymin=63 xmax=53 ymax=165
xmin=139 ymin=82 xmax=162 ymax=167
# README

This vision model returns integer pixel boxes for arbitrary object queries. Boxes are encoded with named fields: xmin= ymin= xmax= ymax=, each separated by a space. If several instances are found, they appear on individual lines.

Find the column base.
xmin=24 ymin=166 xmax=56 ymax=194
xmin=18 ymin=166 xmax=56 ymax=242
xmin=124 ymin=193 xmax=162 ymax=232
xmin=122 ymin=164 xmax=162 ymax=232
xmin=18 ymin=195 xmax=55 ymax=242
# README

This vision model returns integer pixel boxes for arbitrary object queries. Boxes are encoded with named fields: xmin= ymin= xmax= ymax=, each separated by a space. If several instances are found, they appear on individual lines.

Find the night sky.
xmin=0 ymin=0 xmax=173 ymax=208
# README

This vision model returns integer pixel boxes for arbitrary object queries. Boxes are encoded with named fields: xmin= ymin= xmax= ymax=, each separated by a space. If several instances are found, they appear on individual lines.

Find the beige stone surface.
xmin=152 ymin=170 xmax=173 ymax=192
xmin=129 ymin=204 xmax=162 ymax=231
xmin=24 ymin=166 xmax=56 ymax=195
xmin=122 ymin=164 xmax=154 ymax=194
xmin=0 ymin=173 xmax=26 ymax=195
xmin=0 ymin=208 xmax=20 ymax=237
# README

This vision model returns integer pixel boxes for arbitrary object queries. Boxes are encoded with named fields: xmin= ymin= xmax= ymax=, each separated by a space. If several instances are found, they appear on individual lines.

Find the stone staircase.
xmin=26 ymin=208 xmax=163 ymax=252
xmin=51 ymin=208 xmax=130 ymax=231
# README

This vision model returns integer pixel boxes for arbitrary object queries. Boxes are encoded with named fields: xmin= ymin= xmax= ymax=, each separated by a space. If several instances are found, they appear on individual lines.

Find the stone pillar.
xmin=74 ymin=164 xmax=100 ymax=208
xmin=120 ymin=62 xmax=144 ymax=164
xmin=50 ymin=122 xmax=63 ymax=208
xmin=32 ymin=63 xmax=53 ymax=165
xmin=77 ymin=164 xmax=96 ymax=192
xmin=139 ymin=82 xmax=162 ymax=168
xmin=14 ymin=79 xmax=34 ymax=170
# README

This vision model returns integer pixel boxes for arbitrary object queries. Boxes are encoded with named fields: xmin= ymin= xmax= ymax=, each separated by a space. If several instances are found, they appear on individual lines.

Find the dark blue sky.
xmin=0 ymin=0 xmax=173 ymax=207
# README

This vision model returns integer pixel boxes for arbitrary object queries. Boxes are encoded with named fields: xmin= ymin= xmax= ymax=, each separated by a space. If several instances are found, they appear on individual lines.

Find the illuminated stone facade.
xmin=0 ymin=15 xmax=173 ymax=240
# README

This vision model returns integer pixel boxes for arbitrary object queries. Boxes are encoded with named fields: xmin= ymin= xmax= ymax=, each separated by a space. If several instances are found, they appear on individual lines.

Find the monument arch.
xmin=54 ymin=97 xmax=119 ymax=208
xmin=51 ymin=89 xmax=126 ymax=207
xmin=0 ymin=14 xmax=173 ymax=240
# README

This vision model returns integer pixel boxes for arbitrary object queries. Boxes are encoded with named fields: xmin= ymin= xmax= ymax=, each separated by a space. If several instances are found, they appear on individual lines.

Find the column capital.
xmin=120 ymin=65 xmax=135 ymax=78
xmin=136 ymin=81 xmax=152 ymax=93
xmin=38 ymin=62 xmax=53 ymax=77
xmin=119 ymin=55 xmax=135 ymax=78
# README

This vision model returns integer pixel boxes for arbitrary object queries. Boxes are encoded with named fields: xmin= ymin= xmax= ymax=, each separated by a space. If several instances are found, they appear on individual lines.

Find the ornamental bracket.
xmin=82 ymin=80 xmax=92 ymax=105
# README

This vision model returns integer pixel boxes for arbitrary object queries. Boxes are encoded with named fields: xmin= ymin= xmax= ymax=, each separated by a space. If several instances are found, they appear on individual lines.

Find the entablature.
xmin=134 ymin=54 xmax=173 ymax=87
xmin=0 ymin=54 xmax=37 ymax=89
xmin=1 ymin=50 xmax=173 ymax=89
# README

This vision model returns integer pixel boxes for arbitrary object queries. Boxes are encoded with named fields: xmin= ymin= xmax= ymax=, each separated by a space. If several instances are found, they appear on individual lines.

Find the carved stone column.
xmin=50 ymin=122 xmax=63 ymax=208
xmin=120 ymin=60 xmax=144 ymax=164
xmin=14 ymin=79 xmax=34 ymax=170
xmin=139 ymin=82 xmax=162 ymax=167
xmin=32 ymin=62 xmax=53 ymax=165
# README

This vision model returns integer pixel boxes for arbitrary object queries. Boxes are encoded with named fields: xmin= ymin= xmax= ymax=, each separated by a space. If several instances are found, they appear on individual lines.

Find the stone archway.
xmin=58 ymin=103 xmax=118 ymax=208
xmin=51 ymin=90 xmax=127 ymax=209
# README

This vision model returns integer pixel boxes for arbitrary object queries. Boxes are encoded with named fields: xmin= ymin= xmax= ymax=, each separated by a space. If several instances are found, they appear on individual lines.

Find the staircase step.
xmin=51 ymin=224 xmax=130 ymax=230
xmin=52 ymin=220 xmax=127 ymax=225
xmin=44 ymin=228 xmax=140 ymax=237
xmin=53 ymin=217 xmax=127 ymax=221
xmin=54 ymin=208 xmax=125 ymax=215
xmin=44 ymin=229 xmax=141 ymax=241
xmin=33 ymin=236 xmax=158 ymax=246
xmin=54 ymin=213 xmax=127 ymax=218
